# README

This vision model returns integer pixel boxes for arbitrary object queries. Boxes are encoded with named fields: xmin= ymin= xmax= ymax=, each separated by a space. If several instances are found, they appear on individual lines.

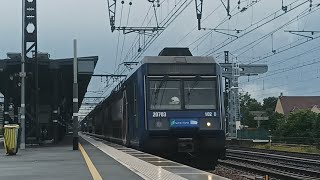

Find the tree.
xmin=262 ymin=97 xmax=278 ymax=111
xmin=275 ymin=110 xmax=319 ymax=144
xmin=260 ymin=96 xmax=281 ymax=131
xmin=239 ymin=94 xmax=282 ymax=130
xmin=238 ymin=92 xmax=320 ymax=144
xmin=239 ymin=92 xmax=261 ymax=128
xmin=261 ymin=112 xmax=284 ymax=132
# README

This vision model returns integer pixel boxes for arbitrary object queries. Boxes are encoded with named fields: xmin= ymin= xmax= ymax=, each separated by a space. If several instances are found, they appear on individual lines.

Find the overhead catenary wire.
xmin=175 ymin=2 xmax=224 ymax=46
xmin=114 ymin=1 xmax=162 ymax=76
xmin=114 ymin=1 xmax=163 ymax=75
xmin=202 ymin=0 xmax=311 ymax=57
xmin=245 ymin=80 xmax=320 ymax=98
xmin=242 ymin=61 xmax=320 ymax=93
xmin=95 ymin=0 xmax=194 ymax=102
xmin=85 ymin=0 xmax=320 ymax=107
xmin=204 ymin=2 xmax=319 ymax=62
xmin=114 ymin=3 xmax=125 ymax=73
xmin=118 ymin=0 xmax=188 ymax=71
xmin=244 ymin=75 xmax=320 ymax=96
xmin=114 ymin=4 xmax=154 ymax=75
xmin=187 ymin=0 xmax=263 ymax=52
xmin=116 ymin=0 xmax=193 ymax=76
xmin=230 ymin=7 xmax=320 ymax=64
xmin=119 ymin=2 xmax=132 ymax=66
xmin=240 ymin=64 xmax=320 ymax=97
xmin=269 ymin=44 xmax=320 ymax=67
xmin=247 ymin=34 xmax=320 ymax=64
xmin=240 ymin=55 xmax=320 ymax=84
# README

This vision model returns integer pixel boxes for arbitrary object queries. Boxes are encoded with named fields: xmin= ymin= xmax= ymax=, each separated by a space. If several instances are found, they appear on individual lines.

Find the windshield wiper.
xmin=187 ymin=80 xmax=200 ymax=95
xmin=152 ymin=80 xmax=167 ymax=107
xmin=186 ymin=79 xmax=200 ymax=104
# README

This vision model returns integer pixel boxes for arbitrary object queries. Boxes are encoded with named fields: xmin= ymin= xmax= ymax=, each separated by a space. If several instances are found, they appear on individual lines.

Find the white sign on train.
xmin=205 ymin=112 xmax=217 ymax=117
xmin=152 ymin=112 xmax=167 ymax=117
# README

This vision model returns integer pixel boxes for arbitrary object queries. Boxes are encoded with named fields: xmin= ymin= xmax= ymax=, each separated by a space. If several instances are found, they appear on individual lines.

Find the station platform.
xmin=0 ymin=133 xmax=229 ymax=180
xmin=0 ymin=135 xmax=93 ymax=180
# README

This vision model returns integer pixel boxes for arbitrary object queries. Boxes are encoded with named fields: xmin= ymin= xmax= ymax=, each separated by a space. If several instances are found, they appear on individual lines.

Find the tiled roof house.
xmin=275 ymin=95 xmax=320 ymax=116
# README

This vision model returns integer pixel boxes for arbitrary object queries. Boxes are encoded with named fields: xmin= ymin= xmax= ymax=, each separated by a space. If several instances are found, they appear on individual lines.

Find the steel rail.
xmin=218 ymin=160 xmax=317 ymax=180
xmin=225 ymin=155 xmax=320 ymax=178
xmin=228 ymin=146 xmax=320 ymax=160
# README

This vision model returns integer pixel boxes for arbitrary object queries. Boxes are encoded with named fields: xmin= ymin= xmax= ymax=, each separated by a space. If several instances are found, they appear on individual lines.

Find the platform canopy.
xmin=0 ymin=53 xmax=98 ymax=142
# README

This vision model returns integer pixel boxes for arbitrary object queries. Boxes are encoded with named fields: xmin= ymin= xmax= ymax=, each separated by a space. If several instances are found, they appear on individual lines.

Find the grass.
xmin=254 ymin=144 xmax=320 ymax=154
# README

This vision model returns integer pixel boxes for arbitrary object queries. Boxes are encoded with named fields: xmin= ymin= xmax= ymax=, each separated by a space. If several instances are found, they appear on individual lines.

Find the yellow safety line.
xmin=79 ymin=143 xmax=103 ymax=180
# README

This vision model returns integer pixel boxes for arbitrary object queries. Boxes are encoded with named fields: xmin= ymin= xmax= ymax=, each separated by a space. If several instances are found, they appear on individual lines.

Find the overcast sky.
xmin=1 ymin=0 xmax=320 ymax=104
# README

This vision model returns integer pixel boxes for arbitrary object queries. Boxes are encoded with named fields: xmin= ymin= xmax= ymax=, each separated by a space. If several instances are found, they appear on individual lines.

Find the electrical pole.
xmin=20 ymin=0 xmax=26 ymax=150
xmin=221 ymin=62 xmax=268 ymax=139
xmin=23 ymin=0 xmax=38 ymax=144
xmin=195 ymin=0 xmax=204 ymax=30
xmin=223 ymin=51 xmax=240 ymax=138
xmin=73 ymin=39 xmax=79 ymax=150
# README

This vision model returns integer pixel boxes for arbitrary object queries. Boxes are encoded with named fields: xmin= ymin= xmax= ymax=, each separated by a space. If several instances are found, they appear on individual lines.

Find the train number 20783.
xmin=152 ymin=112 xmax=167 ymax=118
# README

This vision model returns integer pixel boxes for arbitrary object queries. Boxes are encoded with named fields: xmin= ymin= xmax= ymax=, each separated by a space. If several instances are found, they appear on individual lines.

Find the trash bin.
xmin=3 ymin=124 xmax=20 ymax=155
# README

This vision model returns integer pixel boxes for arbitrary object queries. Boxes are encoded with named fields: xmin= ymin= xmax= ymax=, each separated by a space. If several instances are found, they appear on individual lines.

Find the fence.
xmin=237 ymin=128 xmax=270 ymax=140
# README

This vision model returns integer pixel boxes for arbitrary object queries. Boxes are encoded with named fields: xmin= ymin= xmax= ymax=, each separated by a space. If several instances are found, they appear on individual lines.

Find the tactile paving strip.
xmin=81 ymin=134 xmax=187 ymax=180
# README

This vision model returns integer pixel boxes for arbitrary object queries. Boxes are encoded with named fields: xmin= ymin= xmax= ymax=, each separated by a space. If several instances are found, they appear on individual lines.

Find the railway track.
xmin=228 ymin=145 xmax=320 ymax=160
xmin=218 ymin=148 xmax=320 ymax=179
xmin=228 ymin=149 xmax=320 ymax=169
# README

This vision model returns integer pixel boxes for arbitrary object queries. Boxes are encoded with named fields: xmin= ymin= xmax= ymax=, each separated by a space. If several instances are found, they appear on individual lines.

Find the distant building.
xmin=275 ymin=94 xmax=320 ymax=116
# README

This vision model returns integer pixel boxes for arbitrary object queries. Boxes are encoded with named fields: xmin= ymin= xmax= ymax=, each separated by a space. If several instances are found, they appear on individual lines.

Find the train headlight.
xmin=156 ymin=121 xmax=163 ymax=128
xmin=206 ymin=122 xmax=211 ymax=127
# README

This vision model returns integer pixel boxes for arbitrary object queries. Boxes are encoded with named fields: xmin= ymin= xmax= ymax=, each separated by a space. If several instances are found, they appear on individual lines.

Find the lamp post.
xmin=73 ymin=39 xmax=79 ymax=150
xmin=20 ymin=0 xmax=26 ymax=150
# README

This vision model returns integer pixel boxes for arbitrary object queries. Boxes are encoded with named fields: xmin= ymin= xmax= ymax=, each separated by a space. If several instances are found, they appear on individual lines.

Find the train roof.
xmin=141 ymin=56 xmax=217 ymax=64
xmin=158 ymin=47 xmax=193 ymax=56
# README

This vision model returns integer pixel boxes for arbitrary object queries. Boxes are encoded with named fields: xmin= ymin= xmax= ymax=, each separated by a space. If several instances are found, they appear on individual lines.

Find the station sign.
xmin=250 ymin=111 xmax=269 ymax=121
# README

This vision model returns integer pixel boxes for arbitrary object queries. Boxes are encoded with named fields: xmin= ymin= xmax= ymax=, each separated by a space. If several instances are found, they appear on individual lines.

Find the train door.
xmin=122 ymin=90 xmax=129 ymax=145
xmin=127 ymin=82 xmax=139 ymax=147
xmin=132 ymin=83 xmax=139 ymax=143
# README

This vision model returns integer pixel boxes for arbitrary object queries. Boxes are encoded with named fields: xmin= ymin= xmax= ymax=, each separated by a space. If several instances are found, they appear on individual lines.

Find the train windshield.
xmin=149 ymin=80 xmax=181 ymax=110
xmin=184 ymin=80 xmax=217 ymax=109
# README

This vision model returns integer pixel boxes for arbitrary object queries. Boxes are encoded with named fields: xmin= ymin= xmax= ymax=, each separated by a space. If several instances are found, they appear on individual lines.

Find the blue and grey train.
xmin=81 ymin=48 xmax=226 ymax=168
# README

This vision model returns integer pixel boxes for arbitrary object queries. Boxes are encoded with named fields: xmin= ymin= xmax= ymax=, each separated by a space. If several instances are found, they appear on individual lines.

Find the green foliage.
xmin=239 ymin=92 xmax=279 ymax=129
xmin=239 ymin=92 xmax=320 ymax=144
xmin=261 ymin=112 xmax=284 ymax=131
xmin=262 ymin=96 xmax=278 ymax=111
xmin=274 ymin=110 xmax=320 ymax=144
xmin=240 ymin=92 xmax=261 ymax=127
xmin=259 ymin=96 xmax=281 ymax=130
xmin=314 ymin=114 xmax=320 ymax=140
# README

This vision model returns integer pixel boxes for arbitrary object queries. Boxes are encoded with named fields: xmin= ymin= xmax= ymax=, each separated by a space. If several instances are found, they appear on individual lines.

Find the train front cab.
xmin=140 ymin=57 xmax=226 ymax=164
